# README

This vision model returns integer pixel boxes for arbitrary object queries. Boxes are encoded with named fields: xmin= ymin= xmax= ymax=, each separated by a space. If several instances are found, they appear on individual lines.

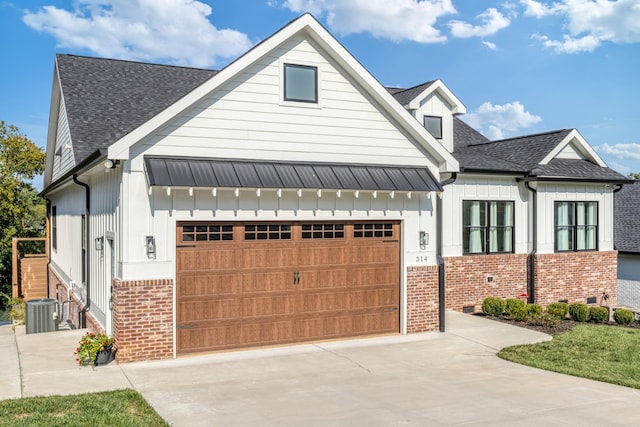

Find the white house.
xmin=42 ymin=14 xmax=630 ymax=362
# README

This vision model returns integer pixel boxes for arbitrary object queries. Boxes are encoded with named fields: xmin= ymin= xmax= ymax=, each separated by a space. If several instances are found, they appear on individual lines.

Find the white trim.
xmin=540 ymin=129 xmax=607 ymax=167
xmin=406 ymin=80 xmax=466 ymax=114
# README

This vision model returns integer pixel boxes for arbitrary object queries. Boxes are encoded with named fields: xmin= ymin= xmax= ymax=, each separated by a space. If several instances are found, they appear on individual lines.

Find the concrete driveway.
xmin=2 ymin=312 xmax=639 ymax=426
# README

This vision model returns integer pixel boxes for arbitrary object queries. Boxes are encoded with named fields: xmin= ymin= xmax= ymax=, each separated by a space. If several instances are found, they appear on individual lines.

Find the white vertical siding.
xmin=51 ymin=97 xmax=75 ymax=181
xmin=442 ymin=175 xmax=528 ymax=257
xmin=49 ymin=185 xmax=85 ymax=298
xmin=536 ymin=183 xmax=614 ymax=254
xmin=130 ymin=36 xmax=437 ymax=171
xmin=414 ymin=92 xmax=454 ymax=153
xmin=88 ymin=167 xmax=122 ymax=328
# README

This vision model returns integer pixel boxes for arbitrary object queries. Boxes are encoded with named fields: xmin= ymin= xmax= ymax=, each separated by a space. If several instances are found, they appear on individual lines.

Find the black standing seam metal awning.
xmin=144 ymin=156 xmax=443 ymax=192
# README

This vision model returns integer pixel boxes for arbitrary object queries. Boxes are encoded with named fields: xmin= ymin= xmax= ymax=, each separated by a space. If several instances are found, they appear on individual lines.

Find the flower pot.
xmin=95 ymin=349 xmax=115 ymax=365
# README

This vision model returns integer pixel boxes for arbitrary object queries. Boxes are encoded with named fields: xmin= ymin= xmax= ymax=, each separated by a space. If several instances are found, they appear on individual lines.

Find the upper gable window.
xmin=284 ymin=64 xmax=317 ymax=103
xmin=424 ymin=116 xmax=442 ymax=140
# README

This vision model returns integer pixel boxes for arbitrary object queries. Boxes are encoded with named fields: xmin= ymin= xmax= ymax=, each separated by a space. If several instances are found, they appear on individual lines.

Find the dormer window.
xmin=424 ymin=115 xmax=442 ymax=139
xmin=284 ymin=64 xmax=317 ymax=103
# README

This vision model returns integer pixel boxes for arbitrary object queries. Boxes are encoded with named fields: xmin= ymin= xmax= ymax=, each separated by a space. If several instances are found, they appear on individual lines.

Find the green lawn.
xmin=499 ymin=324 xmax=640 ymax=389
xmin=0 ymin=389 xmax=168 ymax=426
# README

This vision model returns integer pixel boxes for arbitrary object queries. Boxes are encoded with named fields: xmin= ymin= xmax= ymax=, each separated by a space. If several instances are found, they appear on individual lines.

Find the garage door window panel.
xmin=302 ymin=223 xmax=345 ymax=239
xmin=354 ymin=223 xmax=393 ymax=238
xmin=181 ymin=224 xmax=233 ymax=242
xmin=245 ymin=224 xmax=292 ymax=240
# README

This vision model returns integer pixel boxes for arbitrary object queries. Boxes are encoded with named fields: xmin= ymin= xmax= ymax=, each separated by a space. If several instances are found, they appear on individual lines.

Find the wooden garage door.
xmin=176 ymin=221 xmax=400 ymax=354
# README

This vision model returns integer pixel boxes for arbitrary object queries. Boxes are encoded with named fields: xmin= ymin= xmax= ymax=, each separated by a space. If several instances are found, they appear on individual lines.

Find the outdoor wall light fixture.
xmin=146 ymin=236 xmax=156 ymax=259
xmin=419 ymin=231 xmax=428 ymax=249
xmin=95 ymin=236 xmax=104 ymax=252
xmin=103 ymin=159 xmax=120 ymax=169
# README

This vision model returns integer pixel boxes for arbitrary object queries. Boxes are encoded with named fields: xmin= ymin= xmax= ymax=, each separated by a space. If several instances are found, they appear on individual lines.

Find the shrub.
xmin=482 ymin=297 xmax=506 ymax=317
xmin=589 ymin=306 xmax=608 ymax=324
xmin=526 ymin=303 xmax=543 ymax=317
xmin=613 ymin=309 xmax=635 ymax=325
xmin=528 ymin=312 xmax=560 ymax=328
xmin=546 ymin=302 xmax=569 ymax=320
xmin=568 ymin=303 xmax=589 ymax=322
xmin=505 ymin=298 xmax=526 ymax=318
xmin=511 ymin=306 xmax=529 ymax=322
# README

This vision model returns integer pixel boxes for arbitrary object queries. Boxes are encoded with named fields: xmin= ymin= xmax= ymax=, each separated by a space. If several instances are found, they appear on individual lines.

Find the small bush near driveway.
xmin=482 ymin=297 xmax=505 ymax=317
xmin=499 ymin=325 xmax=640 ymax=390
xmin=614 ymin=309 xmax=635 ymax=325
xmin=589 ymin=306 xmax=608 ymax=324
xmin=568 ymin=302 xmax=589 ymax=322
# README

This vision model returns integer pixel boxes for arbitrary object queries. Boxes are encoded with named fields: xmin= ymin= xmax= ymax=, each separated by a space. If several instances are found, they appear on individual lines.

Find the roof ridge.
xmin=389 ymin=80 xmax=436 ymax=95
xmin=490 ymin=128 xmax=572 ymax=143
xmin=55 ymin=53 xmax=219 ymax=72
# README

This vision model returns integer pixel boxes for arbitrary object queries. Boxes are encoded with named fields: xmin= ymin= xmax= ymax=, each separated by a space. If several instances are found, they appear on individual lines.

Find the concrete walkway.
xmin=2 ymin=312 xmax=639 ymax=426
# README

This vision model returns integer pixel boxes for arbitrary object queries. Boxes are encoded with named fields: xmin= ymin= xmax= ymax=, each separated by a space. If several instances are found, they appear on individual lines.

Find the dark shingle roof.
xmin=535 ymin=159 xmax=629 ymax=181
xmin=386 ymin=81 xmax=435 ymax=106
xmin=57 ymin=54 xmax=218 ymax=164
xmin=453 ymin=117 xmax=489 ymax=148
xmin=615 ymin=181 xmax=640 ymax=253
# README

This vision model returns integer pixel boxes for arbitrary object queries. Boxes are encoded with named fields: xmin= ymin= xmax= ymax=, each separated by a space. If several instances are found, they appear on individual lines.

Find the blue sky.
xmin=1 ymin=0 xmax=639 ymax=189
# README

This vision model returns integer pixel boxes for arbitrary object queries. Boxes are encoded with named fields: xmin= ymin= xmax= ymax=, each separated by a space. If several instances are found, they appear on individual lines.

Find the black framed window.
xmin=424 ymin=115 xmax=442 ymax=139
xmin=51 ymin=206 xmax=57 ymax=250
xmin=463 ymin=201 xmax=514 ymax=254
xmin=554 ymin=201 xmax=598 ymax=252
xmin=284 ymin=64 xmax=317 ymax=103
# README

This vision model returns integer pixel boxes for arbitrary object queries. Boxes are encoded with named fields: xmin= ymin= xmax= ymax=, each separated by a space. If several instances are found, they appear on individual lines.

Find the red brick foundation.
xmin=112 ymin=278 xmax=173 ymax=363
xmin=444 ymin=254 xmax=529 ymax=311
xmin=406 ymin=266 xmax=439 ymax=333
xmin=534 ymin=251 xmax=617 ymax=306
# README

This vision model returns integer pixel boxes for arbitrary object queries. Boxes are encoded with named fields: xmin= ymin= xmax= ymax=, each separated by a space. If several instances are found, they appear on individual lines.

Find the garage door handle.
xmin=293 ymin=271 xmax=300 ymax=285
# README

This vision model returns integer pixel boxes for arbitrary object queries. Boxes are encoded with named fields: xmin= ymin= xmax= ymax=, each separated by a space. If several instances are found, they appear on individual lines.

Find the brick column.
xmin=406 ymin=266 xmax=439 ymax=333
xmin=112 ymin=278 xmax=173 ymax=363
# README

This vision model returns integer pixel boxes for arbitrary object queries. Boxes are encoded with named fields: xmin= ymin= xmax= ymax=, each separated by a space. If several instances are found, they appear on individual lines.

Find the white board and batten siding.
xmin=536 ymin=183 xmax=615 ymax=254
xmin=413 ymin=92 xmax=454 ymax=153
xmin=87 ymin=167 xmax=122 ymax=330
xmin=51 ymin=96 xmax=75 ymax=182
xmin=129 ymin=36 xmax=439 ymax=174
xmin=441 ymin=175 xmax=529 ymax=257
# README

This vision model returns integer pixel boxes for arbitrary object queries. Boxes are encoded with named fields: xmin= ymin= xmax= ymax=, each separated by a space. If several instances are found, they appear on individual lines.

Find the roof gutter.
xmin=522 ymin=181 xmax=537 ymax=304
xmin=72 ymin=174 xmax=90 ymax=328
xmin=40 ymin=149 xmax=107 ymax=196
xmin=437 ymin=172 xmax=457 ymax=332
xmin=518 ymin=176 xmax=635 ymax=184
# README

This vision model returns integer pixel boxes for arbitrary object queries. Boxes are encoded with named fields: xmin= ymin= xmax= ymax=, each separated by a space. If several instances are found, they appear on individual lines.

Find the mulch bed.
xmin=475 ymin=313 xmax=640 ymax=336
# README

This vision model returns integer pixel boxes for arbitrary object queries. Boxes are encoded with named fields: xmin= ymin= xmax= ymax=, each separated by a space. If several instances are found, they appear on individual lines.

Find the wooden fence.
xmin=11 ymin=237 xmax=48 ymax=300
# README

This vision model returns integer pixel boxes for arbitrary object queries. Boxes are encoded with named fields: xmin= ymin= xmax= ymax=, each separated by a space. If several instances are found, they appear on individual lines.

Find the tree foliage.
xmin=0 ymin=121 xmax=46 ymax=306
xmin=628 ymin=172 xmax=640 ymax=180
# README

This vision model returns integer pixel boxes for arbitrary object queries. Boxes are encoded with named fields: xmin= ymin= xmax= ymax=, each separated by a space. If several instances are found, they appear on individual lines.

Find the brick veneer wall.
xmin=445 ymin=254 xmax=529 ymax=311
xmin=112 ymin=278 xmax=173 ymax=363
xmin=534 ymin=251 xmax=617 ymax=305
xmin=406 ymin=266 xmax=439 ymax=333
xmin=48 ymin=267 xmax=82 ymax=328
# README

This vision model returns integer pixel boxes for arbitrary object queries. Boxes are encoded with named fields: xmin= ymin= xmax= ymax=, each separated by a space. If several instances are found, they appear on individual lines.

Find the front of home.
xmin=41 ymin=14 xmax=629 ymax=362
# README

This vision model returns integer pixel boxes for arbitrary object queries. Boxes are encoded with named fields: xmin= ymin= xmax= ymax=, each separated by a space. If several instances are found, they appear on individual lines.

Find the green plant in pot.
xmin=75 ymin=332 xmax=116 ymax=366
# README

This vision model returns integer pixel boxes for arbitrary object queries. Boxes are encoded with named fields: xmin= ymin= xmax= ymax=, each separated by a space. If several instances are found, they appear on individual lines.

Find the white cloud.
xmin=482 ymin=40 xmax=498 ymax=50
xmin=463 ymin=101 xmax=542 ymax=140
xmin=526 ymin=0 xmax=640 ymax=53
xmin=521 ymin=0 xmax=565 ymax=18
xmin=599 ymin=143 xmax=640 ymax=161
xmin=278 ymin=0 xmax=457 ymax=43
xmin=448 ymin=8 xmax=510 ymax=38
xmin=23 ymin=0 xmax=253 ymax=68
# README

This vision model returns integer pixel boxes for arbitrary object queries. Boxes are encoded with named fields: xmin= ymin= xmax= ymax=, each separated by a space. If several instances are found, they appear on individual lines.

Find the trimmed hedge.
xmin=614 ymin=309 xmax=635 ymax=325
xmin=505 ymin=298 xmax=526 ymax=319
xmin=589 ymin=306 xmax=608 ymax=324
xmin=526 ymin=304 xmax=543 ymax=317
xmin=568 ymin=303 xmax=589 ymax=322
xmin=546 ymin=302 xmax=569 ymax=320
xmin=482 ymin=297 xmax=506 ymax=317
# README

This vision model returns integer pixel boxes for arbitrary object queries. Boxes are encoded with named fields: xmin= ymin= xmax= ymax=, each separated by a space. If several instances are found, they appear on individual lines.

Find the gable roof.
xmin=103 ymin=13 xmax=458 ymax=170
xmin=615 ymin=181 xmax=640 ymax=253
xmin=387 ymin=81 xmax=435 ymax=105
xmin=452 ymin=125 xmax=629 ymax=182
xmin=387 ymin=80 xmax=465 ymax=114
xmin=56 ymin=54 xmax=217 ymax=165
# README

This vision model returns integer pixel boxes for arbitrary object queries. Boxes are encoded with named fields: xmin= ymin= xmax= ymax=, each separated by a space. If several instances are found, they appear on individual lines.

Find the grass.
xmin=0 ymin=389 xmax=168 ymax=427
xmin=499 ymin=324 xmax=640 ymax=389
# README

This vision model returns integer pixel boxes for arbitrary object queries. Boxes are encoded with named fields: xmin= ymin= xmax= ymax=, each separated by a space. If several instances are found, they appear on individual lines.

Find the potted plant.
xmin=74 ymin=332 xmax=116 ymax=366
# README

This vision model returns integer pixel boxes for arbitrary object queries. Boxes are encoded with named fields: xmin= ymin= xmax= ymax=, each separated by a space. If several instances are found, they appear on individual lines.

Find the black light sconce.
xmin=95 ymin=236 xmax=104 ymax=252
xmin=146 ymin=236 xmax=156 ymax=259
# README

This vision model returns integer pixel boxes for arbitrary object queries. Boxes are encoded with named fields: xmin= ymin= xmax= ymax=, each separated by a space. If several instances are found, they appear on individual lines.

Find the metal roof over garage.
xmin=144 ymin=156 xmax=443 ymax=192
